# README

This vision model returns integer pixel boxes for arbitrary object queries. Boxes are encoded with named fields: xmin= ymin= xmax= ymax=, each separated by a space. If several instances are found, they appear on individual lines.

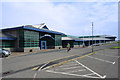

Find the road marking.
xmin=32 ymin=54 xmax=80 ymax=70
xmin=96 ymin=54 xmax=119 ymax=58
xmin=46 ymin=70 xmax=104 ymax=78
xmin=33 ymin=63 xmax=49 ymax=79
xmin=32 ymin=67 xmax=39 ymax=70
xmin=38 ymin=63 xmax=49 ymax=71
xmin=87 ymin=56 xmax=115 ymax=64
xmin=32 ymin=48 xmax=109 ymax=71
xmin=67 ymin=69 xmax=86 ymax=73
xmin=43 ymin=51 xmax=98 ymax=70
xmin=83 ymin=73 xmax=95 ymax=76
xmin=62 ymin=66 xmax=82 ymax=70
xmin=75 ymin=60 xmax=106 ymax=78
xmin=59 ymin=64 xmax=79 ymax=67
xmin=33 ymin=73 xmax=37 ymax=80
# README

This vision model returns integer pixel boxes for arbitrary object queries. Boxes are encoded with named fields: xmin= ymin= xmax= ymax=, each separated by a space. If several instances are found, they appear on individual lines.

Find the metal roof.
xmin=80 ymin=37 xmax=111 ymax=41
xmin=79 ymin=35 xmax=116 ymax=38
xmin=62 ymin=37 xmax=112 ymax=41
xmin=99 ymin=35 xmax=116 ymax=38
xmin=0 ymin=32 xmax=17 ymax=40
xmin=62 ymin=37 xmax=85 ymax=41
xmin=2 ymin=26 xmax=65 ymax=35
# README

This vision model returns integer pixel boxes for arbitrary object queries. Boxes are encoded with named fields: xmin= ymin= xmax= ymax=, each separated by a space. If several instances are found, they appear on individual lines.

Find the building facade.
xmin=0 ymin=24 xmax=117 ymax=52
xmin=0 ymin=25 xmax=64 ymax=52
xmin=62 ymin=35 xmax=116 ymax=47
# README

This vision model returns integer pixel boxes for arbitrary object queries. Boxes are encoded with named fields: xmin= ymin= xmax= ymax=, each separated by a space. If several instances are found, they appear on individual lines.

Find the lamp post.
xmin=83 ymin=36 xmax=84 ymax=47
xmin=92 ymin=22 xmax=94 ymax=52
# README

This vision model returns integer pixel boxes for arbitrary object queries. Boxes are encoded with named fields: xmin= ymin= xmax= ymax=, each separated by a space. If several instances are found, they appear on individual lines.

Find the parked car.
xmin=98 ymin=43 xmax=103 ymax=45
xmin=0 ymin=49 xmax=11 ymax=57
xmin=92 ymin=44 xmax=99 ymax=46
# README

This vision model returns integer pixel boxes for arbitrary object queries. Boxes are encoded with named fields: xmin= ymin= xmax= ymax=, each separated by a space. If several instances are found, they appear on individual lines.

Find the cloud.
xmin=2 ymin=1 xmax=118 ymax=38
xmin=1 ymin=0 xmax=119 ymax=2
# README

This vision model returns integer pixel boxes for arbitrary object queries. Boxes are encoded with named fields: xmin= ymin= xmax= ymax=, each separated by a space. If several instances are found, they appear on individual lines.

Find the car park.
xmin=0 ymin=49 xmax=11 ymax=57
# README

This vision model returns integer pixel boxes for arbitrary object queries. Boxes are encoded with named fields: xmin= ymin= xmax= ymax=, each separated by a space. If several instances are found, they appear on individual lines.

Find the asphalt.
xmin=1 ymin=43 xmax=119 ymax=79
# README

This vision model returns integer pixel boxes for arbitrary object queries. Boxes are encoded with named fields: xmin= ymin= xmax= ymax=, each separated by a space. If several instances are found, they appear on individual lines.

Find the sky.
xmin=1 ymin=0 xmax=119 ymax=39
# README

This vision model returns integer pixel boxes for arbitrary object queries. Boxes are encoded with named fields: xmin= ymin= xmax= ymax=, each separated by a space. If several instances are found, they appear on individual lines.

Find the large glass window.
xmin=24 ymin=30 xmax=39 ymax=48
xmin=74 ymin=42 xmax=79 ymax=45
xmin=55 ymin=35 xmax=62 ymax=46
xmin=0 ymin=40 xmax=15 ymax=48
xmin=19 ymin=30 xmax=39 ymax=48
xmin=19 ymin=29 xmax=24 ymax=48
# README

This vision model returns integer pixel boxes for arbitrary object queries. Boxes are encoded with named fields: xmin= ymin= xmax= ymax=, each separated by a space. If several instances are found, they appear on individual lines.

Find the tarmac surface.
xmin=1 ymin=43 xmax=119 ymax=80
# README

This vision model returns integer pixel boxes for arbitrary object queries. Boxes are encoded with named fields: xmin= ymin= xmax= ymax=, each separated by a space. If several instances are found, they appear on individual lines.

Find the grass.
xmin=110 ymin=46 xmax=120 ymax=49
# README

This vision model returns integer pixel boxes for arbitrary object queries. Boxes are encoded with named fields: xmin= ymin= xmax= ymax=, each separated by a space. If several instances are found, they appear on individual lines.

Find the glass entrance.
xmin=41 ymin=41 xmax=47 ymax=49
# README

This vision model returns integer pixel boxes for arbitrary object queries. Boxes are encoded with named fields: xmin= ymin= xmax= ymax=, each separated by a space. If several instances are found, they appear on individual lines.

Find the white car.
xmin=98 ymin=43 xmax=103 ymax=45
xmin=92 ymin=44 xmax=99 ymax=46
xmin=0 ymin=49 xmax=11 ymax=57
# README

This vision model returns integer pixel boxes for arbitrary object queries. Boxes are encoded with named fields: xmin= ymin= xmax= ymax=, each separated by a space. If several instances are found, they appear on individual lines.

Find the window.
xmin=1 ymin=40 xmax=15 ymax=48
xmin=19 ymin=30 xmax=39 ymax=48
xmin=55 ymin=35 xmax=62 ymax=46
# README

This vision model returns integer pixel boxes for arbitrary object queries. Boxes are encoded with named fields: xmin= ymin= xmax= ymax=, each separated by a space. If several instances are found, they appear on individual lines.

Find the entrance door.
xmin=41 ymin=41 xmax=47 ymax=49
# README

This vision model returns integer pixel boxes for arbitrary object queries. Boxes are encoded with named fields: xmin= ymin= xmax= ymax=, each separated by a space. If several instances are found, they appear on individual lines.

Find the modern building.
xmin=62 ymin=35 xmax=84 ymax=48
xmin=0 ymin=24 xmax=116 ymax=52
xmin=62 ymin=35 xmax=116 ymax=47
xmin=0 ymin=24 xmax=65 ymax=52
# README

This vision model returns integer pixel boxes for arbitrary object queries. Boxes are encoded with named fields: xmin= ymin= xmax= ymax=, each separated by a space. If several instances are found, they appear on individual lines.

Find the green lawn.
xmin=110 ymin=46 xmax=120 ymax=49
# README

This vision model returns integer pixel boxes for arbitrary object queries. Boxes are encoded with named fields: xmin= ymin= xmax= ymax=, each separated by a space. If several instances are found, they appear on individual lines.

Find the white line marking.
xmin=63 ymin=66 xmax=82 ymax=70
xmin=75 ymin=60 xmax=106 ymax=78
xmin=33 ymin=73 xmax=37 ymax=79
xmin=33 ymin=63 xmax=49 ymax=79
xmin=96 ymin=54 xmax=119 ymax=58
xmin=87 ymin=56 xmax=115 ymax=64
xmin=46 ymin=70 xmax=103 ymax=78
xmin=59 ymin=64 xmax=79 ymax=67
xmin=83 ymin=73 xmax=95 ymax=76
xmin=67 ymin=69 xmax=86 ymax=73
xmin=38 ymin=63 xmax=48 ymax=71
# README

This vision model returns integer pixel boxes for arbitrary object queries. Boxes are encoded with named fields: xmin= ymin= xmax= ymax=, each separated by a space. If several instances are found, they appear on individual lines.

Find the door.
xmin=41 ymin=41 xmax=47 ymax=49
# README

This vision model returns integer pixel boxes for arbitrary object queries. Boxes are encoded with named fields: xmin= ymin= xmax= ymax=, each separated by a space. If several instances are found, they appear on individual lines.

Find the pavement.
xmin=10 ymin=48 xmax=67 ymax=57
xmin=1 ymin=43 xmax=119 ymax=80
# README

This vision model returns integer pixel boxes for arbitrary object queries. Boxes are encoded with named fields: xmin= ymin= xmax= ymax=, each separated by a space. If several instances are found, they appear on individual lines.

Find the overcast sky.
xmin=1 ymin=0 xmax=119 ymax=39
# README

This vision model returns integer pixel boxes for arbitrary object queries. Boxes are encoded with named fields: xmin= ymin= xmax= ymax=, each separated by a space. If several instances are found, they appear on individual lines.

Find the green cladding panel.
xmin=74 ymin=42 xmax=79 ymax=45
xmin=1 ymin=40 xmax=15 ymax=48
xmin=24 ymin=30 xmax=39 ymax=48
xmin=19 ymin=29 xmax=24 ymax=48
xmin=19 ymin=30 xmax=39 ymax=48
xmin=55 ymin=35 xmax=62 ymax=46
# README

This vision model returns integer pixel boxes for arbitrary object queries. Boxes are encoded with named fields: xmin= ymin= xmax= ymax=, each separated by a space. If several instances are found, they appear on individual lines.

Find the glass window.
xmin=55 ymin=35 xmax=62 ymax=46
xmin=23 ymin=30 xmax=39 ymax=48
xmin=1 ymin=40 xmax=15 ymax=48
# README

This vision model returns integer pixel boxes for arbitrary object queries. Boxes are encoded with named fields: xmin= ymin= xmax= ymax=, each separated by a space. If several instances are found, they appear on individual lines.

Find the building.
xmin=0 ymin=24 xmax=65 ymax=52
xmin=62 ymin=35 xmax=84 ymax=48
xmin=0 ymin=24 xmax=116 ymax=52
xmin=62 ymin=35 xmax=116 ymax=47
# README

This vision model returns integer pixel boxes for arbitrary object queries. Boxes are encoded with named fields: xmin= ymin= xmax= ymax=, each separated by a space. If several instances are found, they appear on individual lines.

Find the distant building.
xmin=62 ymin=35 xmax=116 ymax=47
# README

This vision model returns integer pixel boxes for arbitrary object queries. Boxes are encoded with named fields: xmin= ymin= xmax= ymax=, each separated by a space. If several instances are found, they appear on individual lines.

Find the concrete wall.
xmin=24 ymin=47 xmax=40 ymax=52
xmin=4 ymin=47 xmax=40 ymax=52
xmin=55 ymin=46 xmax=62 ymax=49
xmin=74 ymin=45 xmax=80 ymax=48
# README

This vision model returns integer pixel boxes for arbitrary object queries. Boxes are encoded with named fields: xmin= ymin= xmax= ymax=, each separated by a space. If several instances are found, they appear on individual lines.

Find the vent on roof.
xmin=42 ymin=25 xmax=49 ymax=30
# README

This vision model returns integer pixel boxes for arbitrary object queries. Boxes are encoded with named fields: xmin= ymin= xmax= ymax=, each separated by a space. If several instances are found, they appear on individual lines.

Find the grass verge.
xmin=110 ymin=46 xmax=120 ymax=49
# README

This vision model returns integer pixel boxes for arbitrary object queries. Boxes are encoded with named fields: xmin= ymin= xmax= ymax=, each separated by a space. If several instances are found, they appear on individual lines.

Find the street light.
xmin=92 ymin=22 xmax=94 ymax=52
xmin=83 ymin=35 xmax=84 ymax=47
